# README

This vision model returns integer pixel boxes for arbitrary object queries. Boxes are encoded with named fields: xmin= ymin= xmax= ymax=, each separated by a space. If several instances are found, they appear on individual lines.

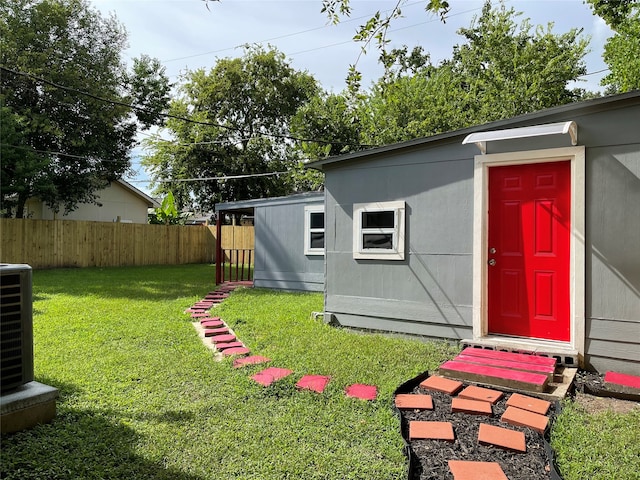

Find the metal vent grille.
xmin=1 ymin=265 xmax=34 ymax=394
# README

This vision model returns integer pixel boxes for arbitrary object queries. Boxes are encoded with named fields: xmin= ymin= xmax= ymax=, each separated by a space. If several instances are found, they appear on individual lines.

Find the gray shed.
xmin=216 ymin=192 xmax=325 ymax=292
xmin=309 ymin=91 xmax=640 ymax=375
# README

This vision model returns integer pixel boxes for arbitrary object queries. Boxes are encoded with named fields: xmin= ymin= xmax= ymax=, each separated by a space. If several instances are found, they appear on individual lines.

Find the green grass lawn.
xmin=2 ymin=265 xmax=638 ymax=479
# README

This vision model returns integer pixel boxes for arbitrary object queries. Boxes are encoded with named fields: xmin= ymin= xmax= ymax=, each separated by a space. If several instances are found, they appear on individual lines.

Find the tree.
xmin=587 ymin=0 xmax=640 ymax=93
xmin=0 ymin=0 xmax=170 ymax=218
xmin=142 ymin=45 xmax=319 ymax=212
xmin=356 ymin=2 xmax=590 ymax=145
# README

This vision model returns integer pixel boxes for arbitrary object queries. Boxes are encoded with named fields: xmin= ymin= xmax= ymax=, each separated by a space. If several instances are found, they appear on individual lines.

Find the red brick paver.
xmin=233 ymin=355 xmax=270 ymax=368
xmin=409 ymin=421 xmax=455 ymax=441
xmin=200 ymin=316 xmax=221 ymax=323
xmin=251 ymin=367 xmax=293 ymax=386
xmin=458 ymin=385 xmax=503 ymax=404
xmin=200 ymin=319 xmax=224 ymax=328
xmin=451 ymin=397 xmax=492 ymax=416
xmin=214 ymin=341 xmax=244 ymax=350
xmin=478 ymin=423 xmax=526 ymax=453
xmin=448 ymin=460 xmax=508 ymax=480
xmin=419 ymin=375 xmax=463 ymax=395
xmin=394 ymin=394 xmax=433 ymax=410
xmin=604 ymin=371 xmax=640 ymax=391
xmin=209 ymin=334 xmax=236 ymax=344
xmin=345 ymin=384 xmax=377 ymax=400
xmin=203 ymin=327 xmax=230 ymax=337
xmin=296 ymin=375 xmax=331 ymax=393
xmin=501 ymin=406 xmax=548 ymax=434
xmin=506 ymin=393 xmax=551 ymax=415
xmin=221 ymin=347 xmax=250 ymax=356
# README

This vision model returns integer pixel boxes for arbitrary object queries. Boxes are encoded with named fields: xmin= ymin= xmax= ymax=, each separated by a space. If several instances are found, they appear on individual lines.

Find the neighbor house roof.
xmin=116 ymin=179 xmax=160 ymax=208
xmin=306 ymin=91 xmax=640 ymax=170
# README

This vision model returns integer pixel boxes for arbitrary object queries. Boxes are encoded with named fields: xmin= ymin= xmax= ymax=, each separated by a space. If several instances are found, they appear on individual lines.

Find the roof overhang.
xmin=462 ymin=121 xmax=577 ymax=154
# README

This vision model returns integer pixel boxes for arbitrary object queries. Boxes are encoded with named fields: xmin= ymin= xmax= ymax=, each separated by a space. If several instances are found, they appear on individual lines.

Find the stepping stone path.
xmin=398 ymin=372 xmax=555 ymax=479
xmin=296 ymin=375 xmax=331 ymax=393
xmin=251 ymin=367 xmax=294 ymax=387
xmin=186 ymin=281 xmax=379 ymax=401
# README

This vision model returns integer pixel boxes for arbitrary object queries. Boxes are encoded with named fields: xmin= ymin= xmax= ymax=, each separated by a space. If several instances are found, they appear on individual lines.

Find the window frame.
xmin=353 ymin=200 xmax=405 ymax=260
xmin=304 ymin=205 xmax=325 ymax=256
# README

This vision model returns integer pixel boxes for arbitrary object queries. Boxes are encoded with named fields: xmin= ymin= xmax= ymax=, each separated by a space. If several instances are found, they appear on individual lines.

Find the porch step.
xmin=439 ymin=360 xmax=548 ymax=393
xmin=460 ymin=347 xmax=557 ymax=367
xmin=461 ymin=340 xmax=578 ymax=367
xmin=455 ymin=352 xmax=556 ymax=381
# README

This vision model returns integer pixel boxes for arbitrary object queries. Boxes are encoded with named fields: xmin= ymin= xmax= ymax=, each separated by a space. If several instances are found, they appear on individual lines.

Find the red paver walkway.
xmin=451 ymin=397 xmax=492 ymax=416
xmin=345 ymin=384 xmax=377 ymax=400
xmin=448 ymin=460 xmax=508 ymax=480
xmin=296 ymin=375 xmax=331 ymax=393
xmin=409 ymin=421 xmax=455 ymax=441
xmin=394 ymin=394 xmax=433 ymax=410
xmin=501 ymin=406 xmax=548 ymax=434
xmin=478 ymin=423 xmax=526 ymax=453
xmin=506 ymin=393 xmax=551 ymax=415
xmin=251 ymin=367 xmax=293 ymax=386
xmin=458 ymin=385 xmax=503 ymax=404
xmin=419 ymin=375 xmax=463 ymax=395
xmin=233 ymin=355 xmax=271 ymax=368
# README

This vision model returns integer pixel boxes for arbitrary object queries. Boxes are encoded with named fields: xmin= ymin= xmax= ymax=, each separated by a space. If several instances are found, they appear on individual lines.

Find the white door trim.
xmin=472 ymin=146 xmax=585 ymax=361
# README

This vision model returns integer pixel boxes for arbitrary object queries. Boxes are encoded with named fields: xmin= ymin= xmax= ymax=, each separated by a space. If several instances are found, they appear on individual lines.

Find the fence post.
xmin=215 ymin=214 xmax=223 ymax=285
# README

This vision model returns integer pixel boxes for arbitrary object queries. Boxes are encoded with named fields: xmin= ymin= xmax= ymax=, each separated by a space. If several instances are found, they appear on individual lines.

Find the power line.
xmin=129 ymin=171 xmax=289 ymax=183
xmin=0 ymin=65 xmax=374 ymax=148
xmin=160 ymin=1 xmax=428 ymax=64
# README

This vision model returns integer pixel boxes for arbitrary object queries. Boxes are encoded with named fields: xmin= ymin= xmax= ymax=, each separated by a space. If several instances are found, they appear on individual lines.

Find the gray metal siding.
xmin=254 ymin=200 xmax=324 ymax=292
xmin=323 ymin=96 xmax=640 ymax=374
xmin=584 ymin=139 xmax=640 ymax=374
xmin=324 ymin=145 xmax=475 ymax=338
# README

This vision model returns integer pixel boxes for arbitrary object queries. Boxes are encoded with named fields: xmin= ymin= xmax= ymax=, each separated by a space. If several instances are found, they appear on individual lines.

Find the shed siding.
xmin=325 ymin=145 xmax=475 ymax=340
xmin=322 ymin=95 xmax=640 ymax=374
xmin=584 ymin=140 xmax=640 ymax=374
xmin=254 ymin=199 xmax=324 ymax=292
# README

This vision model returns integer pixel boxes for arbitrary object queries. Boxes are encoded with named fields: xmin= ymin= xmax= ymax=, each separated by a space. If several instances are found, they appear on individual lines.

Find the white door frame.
xmin=472 ymin=146 xmax=586 ymax=360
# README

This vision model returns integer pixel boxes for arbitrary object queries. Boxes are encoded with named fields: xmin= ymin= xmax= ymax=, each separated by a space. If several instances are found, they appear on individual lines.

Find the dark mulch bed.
xmin=395 ymin=372 xmax=561 ymax=480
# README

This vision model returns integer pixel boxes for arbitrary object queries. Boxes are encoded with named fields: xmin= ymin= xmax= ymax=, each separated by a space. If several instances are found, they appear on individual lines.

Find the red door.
xmin=488 ymin=161 xmax=571 ymax=341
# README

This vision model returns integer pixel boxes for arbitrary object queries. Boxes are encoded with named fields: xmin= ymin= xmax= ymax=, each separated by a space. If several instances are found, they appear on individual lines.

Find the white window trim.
xmin=472 ymin=146 xmax=585 ymax=361
xmin=353 ymin=200 xmax=405 ymax=260
xmin=304 ymin=205 xmax=325 ymax=256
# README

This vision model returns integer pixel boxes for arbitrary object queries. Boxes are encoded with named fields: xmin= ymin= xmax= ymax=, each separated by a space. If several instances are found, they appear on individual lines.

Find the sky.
xmin=89 ymin=0 xmax=613 ymax=192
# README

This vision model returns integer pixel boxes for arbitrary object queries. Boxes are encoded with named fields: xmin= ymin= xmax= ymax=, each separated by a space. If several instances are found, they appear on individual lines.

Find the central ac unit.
xmin=0 ymin=264 xmax=34 ymax=394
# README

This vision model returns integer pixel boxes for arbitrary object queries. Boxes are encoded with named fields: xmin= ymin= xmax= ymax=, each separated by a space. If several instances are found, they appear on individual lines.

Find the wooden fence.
xmin=0 ymin=219 xmax=254 ymax=269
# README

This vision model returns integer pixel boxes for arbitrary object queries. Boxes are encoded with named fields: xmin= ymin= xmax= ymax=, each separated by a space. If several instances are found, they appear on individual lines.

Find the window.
xmin=304 ymin=205 xmax=325 ymax=255
xmin=353 ymin=201 xmax=405 ymax=260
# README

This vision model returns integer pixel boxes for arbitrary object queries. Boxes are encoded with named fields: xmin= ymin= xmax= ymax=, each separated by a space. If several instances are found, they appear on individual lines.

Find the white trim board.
xmin=472 ymin=146 xmax=586 ymax=365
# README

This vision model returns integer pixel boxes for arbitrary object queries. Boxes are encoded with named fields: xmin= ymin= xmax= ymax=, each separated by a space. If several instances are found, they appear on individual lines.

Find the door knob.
xmin=488 ymin=259 xmax=496 ymax=266
xmin=489 ymin=247 xmax=497 ymax=254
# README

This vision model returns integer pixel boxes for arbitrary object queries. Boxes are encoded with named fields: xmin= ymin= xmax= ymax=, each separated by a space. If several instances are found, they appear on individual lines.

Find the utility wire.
xmin=0 ymin=65 xmax=375 ymax=148
xmin=138 ymin=171 xmax=289 ymax=183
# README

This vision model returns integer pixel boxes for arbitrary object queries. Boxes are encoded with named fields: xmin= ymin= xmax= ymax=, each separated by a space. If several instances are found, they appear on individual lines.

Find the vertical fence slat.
xmin=0 ymin=219 xmax=254 ymax=269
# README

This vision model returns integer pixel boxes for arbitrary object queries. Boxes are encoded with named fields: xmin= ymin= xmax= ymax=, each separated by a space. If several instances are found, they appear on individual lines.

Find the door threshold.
xmin=462 ymin=336 xmax=579 ymax=367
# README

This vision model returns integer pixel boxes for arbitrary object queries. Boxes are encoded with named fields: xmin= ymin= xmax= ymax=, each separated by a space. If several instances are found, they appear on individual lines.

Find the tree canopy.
xmin=587 ymin=0 xmax=640 ymax=93
xmin=142 ymin=45 xmax=321 ymax=213
xmin=293 ymin=2 xmax=591 ymax=150
xmin=0 ymin=0 xmax=170 ymax=218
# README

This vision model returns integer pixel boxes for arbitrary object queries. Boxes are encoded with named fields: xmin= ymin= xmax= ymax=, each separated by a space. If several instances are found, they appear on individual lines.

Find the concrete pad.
xmin=1 ymin=381 xmax=59 ymax=433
